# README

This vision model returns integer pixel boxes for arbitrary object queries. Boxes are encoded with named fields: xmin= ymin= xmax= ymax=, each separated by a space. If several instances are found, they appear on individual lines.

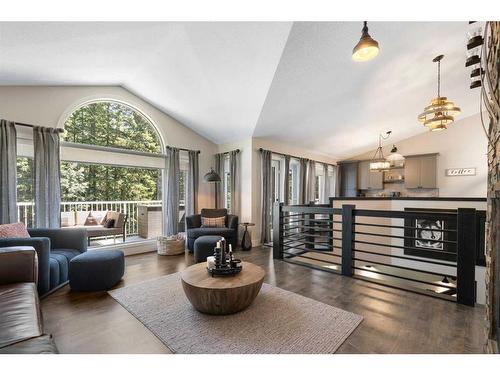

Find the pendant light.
xmin=418 ymin=55 xmax=461 ymax=131
xmin=370 ymin=131 xmax=391 ymax=171
xmin=203 ymin=167 xmax=221 ymax=182
xmin=385 ymin=145 xmax=405 ymax=168
xmin=352 ymin=21 xmax=380 ymax=62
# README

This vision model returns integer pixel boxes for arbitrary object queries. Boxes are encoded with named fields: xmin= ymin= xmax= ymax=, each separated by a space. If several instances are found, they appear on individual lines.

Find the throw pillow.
xmin=85 ymin=215 xmax=99 ymax=226
xmin=104 ymin=219 xmax=115 ymax=228
xmin=0 ymin=222 xmax=30 ymax=238
xmin=201 ymin=216 xmax=226 ymax=228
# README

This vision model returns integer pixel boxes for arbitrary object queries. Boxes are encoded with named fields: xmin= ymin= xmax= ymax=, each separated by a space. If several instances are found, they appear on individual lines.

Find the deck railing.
xmin=16 ymin=200 xmax=184 ymax=237
xmin=273 ymin=202 xmax=481 ymax=306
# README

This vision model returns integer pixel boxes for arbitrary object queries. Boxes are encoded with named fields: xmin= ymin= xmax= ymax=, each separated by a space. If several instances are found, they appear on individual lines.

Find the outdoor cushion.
xmin=75 ymin=211 xmax=90 ymax=226
xmin=60 ymin=212 xmax=75 ymax=227
xmin=91 ymin=211 xmax=108 ymax=225
xmin=0 ymin=223 xmax=30 ymax=239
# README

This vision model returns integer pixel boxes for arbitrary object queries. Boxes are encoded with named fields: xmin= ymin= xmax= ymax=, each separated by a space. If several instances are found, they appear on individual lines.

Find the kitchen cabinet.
xmin=404 ymin=154 xmax=437 ymax=189
xmin=358 ymin=160 xmax=383 ymax=190
xmin=339 ymin=162 xmax=358 ymax=197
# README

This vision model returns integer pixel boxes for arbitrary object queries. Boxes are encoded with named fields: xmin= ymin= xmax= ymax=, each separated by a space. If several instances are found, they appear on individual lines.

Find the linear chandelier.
xmin=418 ymin=55 xmax=461 ymax=131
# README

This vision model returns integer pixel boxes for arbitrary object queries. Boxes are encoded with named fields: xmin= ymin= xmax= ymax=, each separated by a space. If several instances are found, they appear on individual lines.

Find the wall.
xmin=0 ymin=86 xmax=218 ymax=211
xmin=349 ymin=114 xmax=488 ymax=198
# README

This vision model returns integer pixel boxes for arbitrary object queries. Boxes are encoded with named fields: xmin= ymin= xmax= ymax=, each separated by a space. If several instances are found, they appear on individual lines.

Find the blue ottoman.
xmin=194 ymin=235 xmax=223 ymax=263
xmin=69 ymin=250 xmax=124 ymax=291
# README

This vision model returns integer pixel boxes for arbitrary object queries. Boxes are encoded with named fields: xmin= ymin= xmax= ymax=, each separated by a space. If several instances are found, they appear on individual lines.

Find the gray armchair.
xmin=186 ymin=208 xmax=238 ymax=251
xmin=0 ymin=228 xmax=87 ymax=296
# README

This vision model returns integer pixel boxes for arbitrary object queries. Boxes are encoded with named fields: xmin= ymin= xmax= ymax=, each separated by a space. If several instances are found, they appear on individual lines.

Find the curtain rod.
xmin=166 ymin=145 xmax=201 ymax=154
xmin=219 ymin=149 xmax=240 ymax=155
xmin=258 ymin=148 xmax=336 ymax=167
xmin=14 ymin=121 xmax=65 ymax=133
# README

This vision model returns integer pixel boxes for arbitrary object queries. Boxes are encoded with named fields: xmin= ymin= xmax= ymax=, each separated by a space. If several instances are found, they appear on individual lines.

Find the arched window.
xmin=63 ymin=101 xmax=162 ymax=154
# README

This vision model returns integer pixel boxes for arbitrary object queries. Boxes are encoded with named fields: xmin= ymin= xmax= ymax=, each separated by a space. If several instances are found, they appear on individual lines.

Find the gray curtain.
xmin=186 ymin=150 xmax=199 ymax=216
xmin=323 ymin=163 xmax=331 ymax=204
xmin=0 ymin=120 xmax=18 ymax=224
xmin=307 ymin=160 xmax=316 ymax=203
xmin=229 ymin=150 xmax=240 ymax=217
xmin=298 ymin=157 xmax=309 ymax=204
xmin=163 ymin=147 xmax=180 ymax=236
xmin=283 ymin=155 xmax=290 ymax=205
xmin=33 ymin=127 xmax=61 ymax=228
xmin=334 ymin=165 xmax=341 ymax=197
xmin=214 ymin=153 xmax=225 ymax=209
xmin=260 ymin=150 xmax=272 ymax=244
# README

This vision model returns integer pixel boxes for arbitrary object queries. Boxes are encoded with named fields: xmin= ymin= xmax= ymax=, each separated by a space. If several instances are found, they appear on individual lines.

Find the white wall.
xmin=0 ymin=86 xmax=218 ymax=210
xmin=350 ymin=114 xmax=488 ymax=197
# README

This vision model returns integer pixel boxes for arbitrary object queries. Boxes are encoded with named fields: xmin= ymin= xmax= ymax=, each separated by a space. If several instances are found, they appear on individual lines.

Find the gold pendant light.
xmin=352 ymin=21 xmax=380 ymax=62
xmin=418 ymin=55 xmax=461 ymax=131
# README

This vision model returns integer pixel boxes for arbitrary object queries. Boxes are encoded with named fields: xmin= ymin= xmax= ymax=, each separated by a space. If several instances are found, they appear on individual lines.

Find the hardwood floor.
xmin=41 ymin=246 xmax=486 ymax=354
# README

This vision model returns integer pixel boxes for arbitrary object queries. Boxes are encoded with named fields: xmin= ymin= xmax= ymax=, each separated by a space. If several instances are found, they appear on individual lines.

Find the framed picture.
xmin=404 ymin=208 xmax=486 ymax=265
xmin=404 ymin=208 xmax=457 ymax=262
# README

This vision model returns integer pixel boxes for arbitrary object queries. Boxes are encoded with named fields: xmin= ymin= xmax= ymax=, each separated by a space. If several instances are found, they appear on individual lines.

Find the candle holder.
xmin=207 ymin=241 xmax=242 ymax=277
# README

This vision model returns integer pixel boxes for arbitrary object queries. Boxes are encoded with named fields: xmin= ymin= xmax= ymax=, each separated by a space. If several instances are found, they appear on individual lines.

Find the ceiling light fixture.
xmin=352 ymin=21 xmax=380 ymax=62
xmin=418 ymin=55 xmax=461 ymax=131
xmin=370 ymin=131 xmax=391 ymax=171
xmin=385 ymin=145 xmax=405 ymax=168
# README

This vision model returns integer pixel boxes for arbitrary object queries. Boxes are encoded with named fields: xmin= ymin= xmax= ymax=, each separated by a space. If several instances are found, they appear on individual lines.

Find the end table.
xmin=240 ymin=222 xmax=255 ymax=251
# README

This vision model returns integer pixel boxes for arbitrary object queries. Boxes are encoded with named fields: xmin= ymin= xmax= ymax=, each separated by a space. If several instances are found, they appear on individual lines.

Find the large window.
xmin=16 ymin=100 xmax=166 ymax=247
xmin=63 ymin=101 xmax=162 ymax=153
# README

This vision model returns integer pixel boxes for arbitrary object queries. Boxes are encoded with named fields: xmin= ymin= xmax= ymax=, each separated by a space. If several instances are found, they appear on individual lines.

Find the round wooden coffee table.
xmin=181 ymin=262 xmax=265 ymax=315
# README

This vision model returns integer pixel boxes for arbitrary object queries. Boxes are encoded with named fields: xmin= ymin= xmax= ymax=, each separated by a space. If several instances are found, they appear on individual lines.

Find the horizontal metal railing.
xmin=273 ymin=202 xmax=479 ymax=306
xmin=17 ymin=200 xmax=185 ymax=238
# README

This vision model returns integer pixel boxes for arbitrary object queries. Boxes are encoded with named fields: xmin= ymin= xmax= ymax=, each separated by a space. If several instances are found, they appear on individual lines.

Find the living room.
xmin=1 ymin=1 xmax=500 ymax=373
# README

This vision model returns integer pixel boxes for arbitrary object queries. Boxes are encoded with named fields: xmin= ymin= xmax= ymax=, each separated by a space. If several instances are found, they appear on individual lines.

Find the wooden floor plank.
xmin=40 ymin=247 xmax=486 ymax=354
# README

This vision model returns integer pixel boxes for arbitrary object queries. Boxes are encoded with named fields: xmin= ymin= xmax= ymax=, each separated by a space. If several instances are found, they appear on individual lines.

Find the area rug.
xmin=108 ymin=273 xmax=363 ymax=354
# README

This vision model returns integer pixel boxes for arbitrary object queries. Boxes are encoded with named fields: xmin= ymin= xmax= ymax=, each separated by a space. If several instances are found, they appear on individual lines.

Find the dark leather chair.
xmin=186 ymin=208 xmax=238 ymax=252
xmin=0 ymin=246 xmax=58 ymax=353
xmin=0 ymin=228 xmax=87 ymax=296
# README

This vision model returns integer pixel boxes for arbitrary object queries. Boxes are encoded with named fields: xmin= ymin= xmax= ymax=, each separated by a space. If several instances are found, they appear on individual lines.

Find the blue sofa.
xmin=0 ymin=228 xmax=87 ymax=296
xmin=186 ymin=208 xmax=238 ymax=252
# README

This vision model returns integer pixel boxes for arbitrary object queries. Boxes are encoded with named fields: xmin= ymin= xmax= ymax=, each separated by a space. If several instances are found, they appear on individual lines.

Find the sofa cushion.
xmin=52 ymin=248 xmax=81 ymax=264
xmin=0 ymin=222 xmax=30 ymax=239
xmin=49 ymin=253 xmax=69 ymax=285
xmin=0 ymin=334 xmax=58 ymax=354
xmin=187 ymin=227 xmax=236 ymax=239
xmin=49 ymin=258 xmax=61 ymax=290
xmin=0 ymin=283 xmax=42 ymax=349
xmin=201 ymin=216 xmax=226 ymax=228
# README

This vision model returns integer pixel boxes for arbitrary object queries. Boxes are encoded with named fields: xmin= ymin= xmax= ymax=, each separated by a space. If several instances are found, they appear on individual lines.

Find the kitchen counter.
xmin=330 ymin=197 xmax=486 ymax=202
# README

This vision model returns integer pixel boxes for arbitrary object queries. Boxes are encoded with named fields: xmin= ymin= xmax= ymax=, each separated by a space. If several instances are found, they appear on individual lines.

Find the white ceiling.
xmin=0 ymin=22 xmax=478 ymax=159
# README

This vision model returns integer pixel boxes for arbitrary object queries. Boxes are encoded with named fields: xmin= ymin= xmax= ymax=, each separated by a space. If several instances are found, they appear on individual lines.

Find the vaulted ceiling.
xmin=0 ymin=22 xmax=478 ymax=159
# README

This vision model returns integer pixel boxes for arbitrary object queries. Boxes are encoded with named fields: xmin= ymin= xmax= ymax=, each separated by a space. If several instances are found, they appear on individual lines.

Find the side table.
xmin=240 ymin=222 xmax=255 ymax=251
